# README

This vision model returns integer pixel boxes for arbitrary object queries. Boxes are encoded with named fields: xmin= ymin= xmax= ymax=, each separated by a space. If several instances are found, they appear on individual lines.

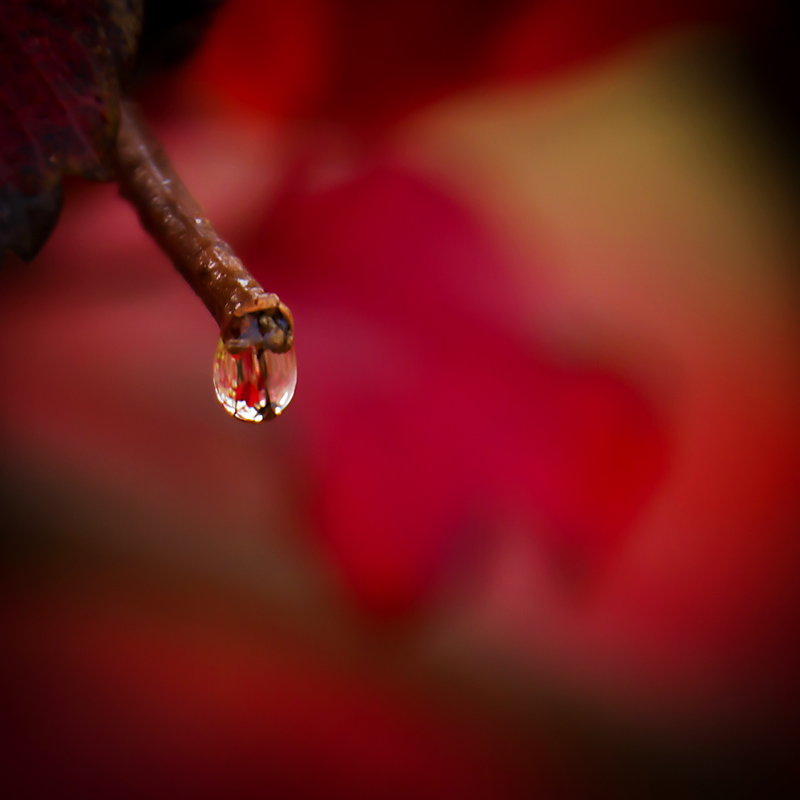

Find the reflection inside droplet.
xmin=213 ymin=338 xmax=297 ymax=422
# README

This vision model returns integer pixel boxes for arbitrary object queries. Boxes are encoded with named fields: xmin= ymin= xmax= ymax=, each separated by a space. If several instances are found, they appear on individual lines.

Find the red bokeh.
xmin=1 ymin=1 xmax=798 ymax=796
xmin=243 ymin=161 xmax=668 ymax=612
xmin=192 ymin=0 xmax=770 ymax=124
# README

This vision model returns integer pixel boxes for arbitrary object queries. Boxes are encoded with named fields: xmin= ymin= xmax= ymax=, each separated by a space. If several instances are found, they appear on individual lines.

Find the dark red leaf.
xmin=0 ymin=0 xmax=143 ymax=260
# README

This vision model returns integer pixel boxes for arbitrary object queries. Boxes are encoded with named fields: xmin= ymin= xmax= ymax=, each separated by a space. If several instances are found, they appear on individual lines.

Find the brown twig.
xmin=113 ymin=100 xmax=293 ymax=354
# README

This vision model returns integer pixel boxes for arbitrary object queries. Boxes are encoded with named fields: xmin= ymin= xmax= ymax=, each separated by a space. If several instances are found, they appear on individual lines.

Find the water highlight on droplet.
xmin=213 ymin=340 xmax=297 ymax=421
xmin=212 ymin=309 xmax=297 ymax=422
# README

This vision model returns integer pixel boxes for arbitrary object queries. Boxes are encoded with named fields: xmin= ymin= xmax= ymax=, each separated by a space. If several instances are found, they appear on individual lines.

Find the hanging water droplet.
xmin=212 ymin=333 xmax=297 ymax=422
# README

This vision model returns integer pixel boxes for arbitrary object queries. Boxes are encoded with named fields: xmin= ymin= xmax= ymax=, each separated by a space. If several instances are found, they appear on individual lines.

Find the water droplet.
xmin=213 ymin=338 xmax=297 ymax=422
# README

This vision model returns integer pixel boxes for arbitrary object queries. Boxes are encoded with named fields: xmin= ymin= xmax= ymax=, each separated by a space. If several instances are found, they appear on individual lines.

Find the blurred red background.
xmin=1 ymin=0 xmax=799 ymax=796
